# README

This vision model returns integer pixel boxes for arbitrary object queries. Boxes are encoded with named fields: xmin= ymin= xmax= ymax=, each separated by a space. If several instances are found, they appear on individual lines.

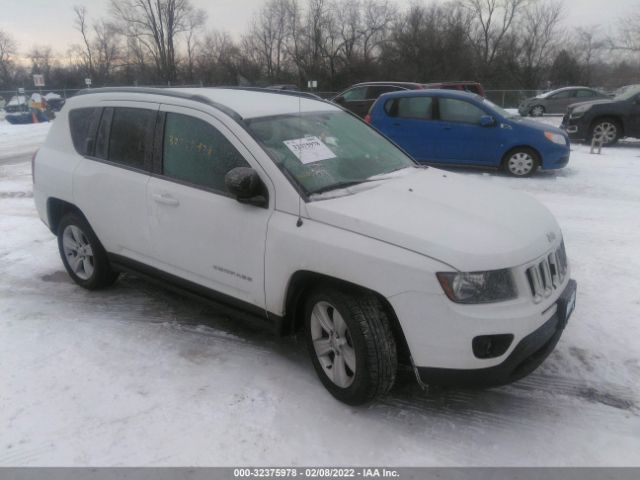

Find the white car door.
xmin=73 ymin=103 xmax=158 ymax=263
xmin=146 ymin=105 xmax=273 ymax=311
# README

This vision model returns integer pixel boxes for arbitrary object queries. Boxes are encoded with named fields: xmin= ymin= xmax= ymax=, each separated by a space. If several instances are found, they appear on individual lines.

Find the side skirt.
xmin=108 ymin=253 xmax=284 ymax=334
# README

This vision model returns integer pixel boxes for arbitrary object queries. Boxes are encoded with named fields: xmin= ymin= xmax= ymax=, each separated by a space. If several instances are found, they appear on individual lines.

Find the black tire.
xmin=57 ymin=212 xmax=118 ymax=290
xmin=529 ymin=105 xmax=545 ymax=117
xmin=589 ymin=118 xmax=621 ymax=146
xmin=304 ymin=286 xmax=397 ymax=405
xmin=503 ymin=147 xmax=540 ymax=177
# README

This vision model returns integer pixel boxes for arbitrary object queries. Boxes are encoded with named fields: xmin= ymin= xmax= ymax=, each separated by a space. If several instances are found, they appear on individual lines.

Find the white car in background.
xmin=33 ymin=87 xmax=576 ymax=404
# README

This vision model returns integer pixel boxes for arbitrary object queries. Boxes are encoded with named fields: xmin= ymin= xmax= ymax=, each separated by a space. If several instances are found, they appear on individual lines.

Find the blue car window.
xmin=439 ymin=98 xmax=485 ymax=125
xmin=397 ymin=97 xmax=433 ymax=119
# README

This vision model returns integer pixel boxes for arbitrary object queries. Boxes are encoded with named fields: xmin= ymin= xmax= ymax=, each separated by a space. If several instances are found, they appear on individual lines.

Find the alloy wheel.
xmin=310 ymin=301 xmax=356 ymax=388
xmin=592 ymin=122 xmax=617 ymax=144
xmin=62 ymin=225 xmax=95 ymax=280
xmin=531 ymin=105 xmax=544 ymax=117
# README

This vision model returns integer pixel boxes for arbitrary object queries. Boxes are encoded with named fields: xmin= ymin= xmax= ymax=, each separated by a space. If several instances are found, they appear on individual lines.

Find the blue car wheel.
xmin=503 ymin=148 xmax=540 ymax=177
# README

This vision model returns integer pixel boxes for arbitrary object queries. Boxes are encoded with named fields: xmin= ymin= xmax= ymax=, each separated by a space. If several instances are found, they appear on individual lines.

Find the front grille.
xmin=526 ymin=242 xmax=568 ymax=303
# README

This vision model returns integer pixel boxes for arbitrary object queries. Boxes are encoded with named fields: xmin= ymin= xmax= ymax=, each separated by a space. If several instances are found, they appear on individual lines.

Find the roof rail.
xmin=73 ymin=86 xmax=243 ymax=121
xmin=217 ymin=86 xmax=322 ymax=101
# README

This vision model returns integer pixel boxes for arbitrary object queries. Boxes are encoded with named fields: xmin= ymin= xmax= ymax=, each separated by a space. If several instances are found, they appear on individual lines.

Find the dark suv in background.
xmin=332 ymin=81 xmax=485 ymax=117
xmin=562 ymin=84 xmax=640 ymax=145
xmin=331 ymin=82 xmax=426 ymax=117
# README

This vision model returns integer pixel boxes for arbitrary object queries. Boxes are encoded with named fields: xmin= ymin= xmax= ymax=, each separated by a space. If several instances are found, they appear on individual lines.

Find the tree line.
xmin=0 ymin=0 xmax=639 ymax=93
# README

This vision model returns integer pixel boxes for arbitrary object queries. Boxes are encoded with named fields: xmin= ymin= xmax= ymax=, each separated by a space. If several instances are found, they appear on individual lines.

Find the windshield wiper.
xmin=310 ymin=180 xmax=365 ymax=195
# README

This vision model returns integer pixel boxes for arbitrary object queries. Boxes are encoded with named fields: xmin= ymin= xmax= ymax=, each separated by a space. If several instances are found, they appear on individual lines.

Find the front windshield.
xmin=614 ymin=85 xmax=640 ymax=101
xmin=245 ymin=111 xmax=416 ymax=195
xmin=483 ymin=98 xmax=516 ymax=118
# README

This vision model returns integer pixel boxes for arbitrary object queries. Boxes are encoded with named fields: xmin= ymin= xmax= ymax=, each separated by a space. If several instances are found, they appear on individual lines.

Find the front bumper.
xmin=561 ymin=114 xmax=589 ymax=141
xmin=417 ymin=279 xmax=577 ymax=387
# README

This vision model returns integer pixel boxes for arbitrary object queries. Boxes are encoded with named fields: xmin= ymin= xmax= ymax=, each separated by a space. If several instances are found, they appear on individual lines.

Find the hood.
xmin=511 ymin=117 xmax=565 ymax=135
xmin=306 ymin=168 xmax=562 ymax=271
xmin=567 ymin=98 xmax=616 ymax=110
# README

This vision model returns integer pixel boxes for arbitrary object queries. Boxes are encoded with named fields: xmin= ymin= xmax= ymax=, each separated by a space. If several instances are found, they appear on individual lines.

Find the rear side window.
xmin=439 ymin=98 xmax=486 ymax=125
xmin=576 ymin=90 xmax=596 ymax=98
xmin=162 ymin=113 xmax=250 ymax=193
xmin=397 ymin=97 xmax=433 ymax=119
xmin=68 ymin=108 xmax=101 ymax=155
xmin=107 ymin=108 xmax=156 ymax=170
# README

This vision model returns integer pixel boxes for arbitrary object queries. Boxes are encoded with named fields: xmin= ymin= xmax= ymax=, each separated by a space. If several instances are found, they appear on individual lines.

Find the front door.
xmin=147 ymin=105 xmax=272 ymax=310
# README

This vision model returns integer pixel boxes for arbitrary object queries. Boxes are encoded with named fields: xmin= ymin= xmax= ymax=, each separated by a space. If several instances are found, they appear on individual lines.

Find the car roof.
xmin=377 ymin=88 xmax=483 ymax=102
xmin=351 ymin=81 xmax=424 ymax=88
xmin=72 ymin=87 xmax=338 ymax=120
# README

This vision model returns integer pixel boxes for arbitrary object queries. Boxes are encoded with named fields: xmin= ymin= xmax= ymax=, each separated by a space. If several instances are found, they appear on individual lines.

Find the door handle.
xmin=152 ymin=193 xmax=180 ymax=206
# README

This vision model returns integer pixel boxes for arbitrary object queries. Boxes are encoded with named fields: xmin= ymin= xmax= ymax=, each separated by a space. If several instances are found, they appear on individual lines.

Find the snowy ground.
xmin=0 ymin=118 xmax=639 ymax=466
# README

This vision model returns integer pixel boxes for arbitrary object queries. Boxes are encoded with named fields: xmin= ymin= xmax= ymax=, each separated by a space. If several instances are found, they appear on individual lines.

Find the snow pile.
xmin=0 ymin=121 xmax=51 ymax=161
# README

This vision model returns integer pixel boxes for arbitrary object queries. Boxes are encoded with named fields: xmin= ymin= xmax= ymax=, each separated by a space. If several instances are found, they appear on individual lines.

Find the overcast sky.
xmin=0 ymin=0 xmax=633 ymax=60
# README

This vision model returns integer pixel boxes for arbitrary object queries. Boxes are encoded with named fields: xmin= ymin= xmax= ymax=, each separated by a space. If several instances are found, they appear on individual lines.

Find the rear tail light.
xmin=31 ymin=149 xmax=39 ymax=184
xmin=364 ymin=114 xmax=372 ymax=124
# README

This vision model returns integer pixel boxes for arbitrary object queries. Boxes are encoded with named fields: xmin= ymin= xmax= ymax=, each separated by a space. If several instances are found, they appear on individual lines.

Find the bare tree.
xmin=462 ymin=0 xmax=529 ymax=78
xmin=184 ymin=9 xmax=206 ymax=82
xmin=74 ymin=5 xmax=95 ymax=78
xmin=0 ymin=30 xmax=17 ymax=88
xmin=574 ymin=26 xmax=605 ymax=84
xmin=513 ymin=0 xmax=564 ymax=89
xmin=110 ymin=0 xmax=196 ymax=82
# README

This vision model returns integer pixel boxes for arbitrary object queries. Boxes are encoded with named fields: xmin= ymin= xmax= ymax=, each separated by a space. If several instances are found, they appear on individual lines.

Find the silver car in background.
xmin=519 ymin=87 xmax=609 ymax=117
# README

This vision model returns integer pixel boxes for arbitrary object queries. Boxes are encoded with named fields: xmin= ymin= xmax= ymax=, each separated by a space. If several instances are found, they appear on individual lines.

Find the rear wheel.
xmin=57 ymin=213 xmax=118 ymax=289
xmin=590 ymin=119 xmax=620 ymax=145
xmin=529 ymin=105 xmax=545 ymax=117
xmin=304 ymin=286 xmax=397 ymax=405
xmin=503 ymin=148 xmax=540 ymax=177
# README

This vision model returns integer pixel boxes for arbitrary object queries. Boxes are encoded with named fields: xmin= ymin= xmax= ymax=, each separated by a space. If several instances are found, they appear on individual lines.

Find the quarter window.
xmin=68 ymin=108 xmax=101 ymax=155
xmin=107 ymin=108 xmax=156 ymax=170
xmin=162 ymin=113 xmax=250 ymax=193
xmin=439 ymin=98 xmax=485 ymax=125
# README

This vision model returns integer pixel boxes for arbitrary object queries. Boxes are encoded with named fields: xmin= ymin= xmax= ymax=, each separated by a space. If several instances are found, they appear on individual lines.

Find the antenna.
xmin=296 ymin=93 xmax=304 ymax=228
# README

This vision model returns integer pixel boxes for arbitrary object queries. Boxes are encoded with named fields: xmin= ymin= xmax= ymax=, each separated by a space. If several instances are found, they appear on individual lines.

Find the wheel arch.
xmin=589 ymin=115 xmax=624 ymax=138
xmin=46 ymin=198 xmax=85 ymax=235
xmin=282 ymin=270 xmax=412 ymax=365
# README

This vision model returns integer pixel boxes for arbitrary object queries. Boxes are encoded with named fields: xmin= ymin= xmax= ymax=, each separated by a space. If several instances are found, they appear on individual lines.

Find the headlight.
xmin=544 ymin=131 xmax=567 ymax=145
xmin=436 ymin=269 xmax=517 ymax=304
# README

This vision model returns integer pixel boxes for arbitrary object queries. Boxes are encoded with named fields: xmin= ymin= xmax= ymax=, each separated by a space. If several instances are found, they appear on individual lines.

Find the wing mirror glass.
xmin=480 ymin=115 xmax=497 ymax=127
xmin=334 ymin=95 xmax=345 ymax=104
xmin=225 ymin=167 xmax=268 ymax=207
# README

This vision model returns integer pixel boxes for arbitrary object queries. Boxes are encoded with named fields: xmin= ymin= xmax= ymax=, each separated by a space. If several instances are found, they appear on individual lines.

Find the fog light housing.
xmin=472 ymin=334 xmax=514 ymax=359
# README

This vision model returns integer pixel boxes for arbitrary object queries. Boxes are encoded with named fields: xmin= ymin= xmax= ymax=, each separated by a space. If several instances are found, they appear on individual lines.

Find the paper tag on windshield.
xmin=283 ymin=136 xmax=336 ymax=164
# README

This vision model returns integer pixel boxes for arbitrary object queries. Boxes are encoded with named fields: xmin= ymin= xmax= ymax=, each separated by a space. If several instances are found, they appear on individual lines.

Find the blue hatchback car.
xmin=366 ymin=90 xmax=570 ymax=176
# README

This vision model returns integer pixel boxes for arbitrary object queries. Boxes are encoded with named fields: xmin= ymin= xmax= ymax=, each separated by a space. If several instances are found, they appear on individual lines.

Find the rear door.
xmin=146 ymin=105 xmax=272 ymax=310
xmin=434 ymin=97 xmax=505 ymax=166
xmin=374 ymin=95 xmax=436 ymax=162
xmin=73 ymin=103 xmax=158 ymax=263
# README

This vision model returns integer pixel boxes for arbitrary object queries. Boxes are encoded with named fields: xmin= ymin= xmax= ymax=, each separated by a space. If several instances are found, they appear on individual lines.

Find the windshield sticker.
xmin=283 ymin=136 xmax=337 ymax=164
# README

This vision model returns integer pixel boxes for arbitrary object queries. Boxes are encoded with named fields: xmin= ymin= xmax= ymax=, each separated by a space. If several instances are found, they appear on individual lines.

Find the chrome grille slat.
xmin=526 ymin=242 xmax=568 ymax=303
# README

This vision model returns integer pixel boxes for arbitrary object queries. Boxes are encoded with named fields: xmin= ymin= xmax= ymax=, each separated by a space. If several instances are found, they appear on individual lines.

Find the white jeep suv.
xmin=33 ymin=87 xmax=577 ymax=405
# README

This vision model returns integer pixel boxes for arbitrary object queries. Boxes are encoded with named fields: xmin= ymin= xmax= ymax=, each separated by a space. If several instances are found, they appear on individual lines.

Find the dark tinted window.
xmin=367 ymin=85 xmax=402 ymax=99
xmin=439 ymin=98 xmax=485 ymax=125
xmin=69 ymin=108 xmax=101 ymax=155
xmin=342 ymin=86 xmax=367 ymax=101
xmin=108 ymin=108 xmax=155 ymax=170
xmin=386 ymin=97 xmax=433 ymax=119
xmin=163 ymin=113 xmax=250 ymax=193
xmin=576 ymin=89 xmax=596 ymax=98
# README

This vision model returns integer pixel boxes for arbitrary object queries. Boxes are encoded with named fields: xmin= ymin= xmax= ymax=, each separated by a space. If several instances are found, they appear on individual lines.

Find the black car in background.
xmin=331 ymin=82 xmax=426 ymax=117
xmin=562 ymin=84 xmax=640 ymax=145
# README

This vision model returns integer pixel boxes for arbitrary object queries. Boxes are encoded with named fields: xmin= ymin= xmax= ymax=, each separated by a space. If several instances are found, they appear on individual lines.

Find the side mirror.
xmin=333 ymin=95 xmax=345 ymax=104
xmin=225 ymin=167 xmax=268 ymax=207
xmin=480 ymin=115 xmax=496 ymax=127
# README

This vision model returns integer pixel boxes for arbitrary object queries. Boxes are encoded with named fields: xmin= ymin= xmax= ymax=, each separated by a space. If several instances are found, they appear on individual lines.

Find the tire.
xmin=529 ymin=105 xmax=545 ymax=117
xmin=57 ymin=212 xmax=118 ymax=290
xmin=589 ymin=118 xmax=621 ymax=146
xmin=503 ymin=147 xmax=540 ymax=177
xmin=304 ymin=286 xmax=397 ymax=405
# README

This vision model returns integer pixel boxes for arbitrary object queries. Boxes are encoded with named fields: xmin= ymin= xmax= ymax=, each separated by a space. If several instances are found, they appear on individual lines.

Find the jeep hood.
xmin=305 ymin=168 xmax=562 ymax=271
xmin=568 ymin=99 xmax=615 ymax=110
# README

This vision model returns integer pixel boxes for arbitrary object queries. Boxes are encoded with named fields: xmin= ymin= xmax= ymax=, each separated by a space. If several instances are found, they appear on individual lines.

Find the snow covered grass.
xmin=0 ymin=119 xmax=639 ymax=466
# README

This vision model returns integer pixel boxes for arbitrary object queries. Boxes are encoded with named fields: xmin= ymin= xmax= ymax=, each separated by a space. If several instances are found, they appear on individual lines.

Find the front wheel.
xmin=503 ymin=148 xmax=540 ymax=177
xmin=57 ymin=213 xmax=119 ymax=290
xmin=590 ymin=119 xmax=620 ymax=146
xmin=529 ymin=105 xmax=545 ymax=117
xmin=304 ymin=287 xmax=397 ymax=405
